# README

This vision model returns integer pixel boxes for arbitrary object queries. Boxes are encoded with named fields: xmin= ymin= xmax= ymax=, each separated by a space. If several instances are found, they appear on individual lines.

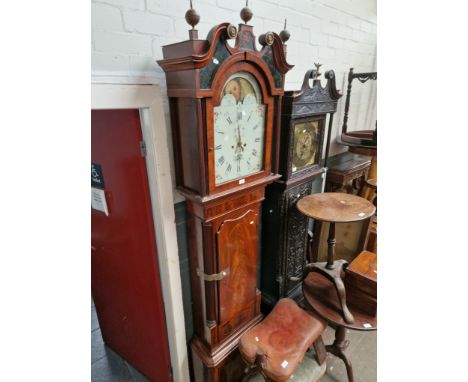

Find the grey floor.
xmin=92 ymin=300 xmax=376 ymax=382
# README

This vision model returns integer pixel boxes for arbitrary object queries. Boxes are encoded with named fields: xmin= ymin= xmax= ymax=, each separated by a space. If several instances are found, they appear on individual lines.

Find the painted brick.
xmin=263 ymin=18 xmax=284 ymax=34
xmin=307 ymin=15 xmax=321 ymax=36
xmin=94 ymin=30 xmax=152 ymax=55
xmin=93 ymin=0 xmax=144 ymax=11
xmin=287 ymin=24 xmax=308 ymax=43
xmin=92 ymin=52 xmax=129 ymax=71
xmin=328 ymin=35 xmax=345 ymax=50
xmin=123 ymin=10 xmax=173 ymax=36
xmin=318 ymin=5 xmax=347 ymax=25
xmin=318 ymin=46 xmax=336 ymax=60
xmin=336 ymin=24 xmax=353 ymax=39
xmin=216 ymin=0 xmax=241 ymax=11
xmin=91 ymin=0 xmax=377 ymax=173
xmin=92 ymin=4 xmax=123 ymax=31
xmin=128 ymin=55 xmax=157 ymax=72
xmin=323 ymin=21 xmax=339 ymax=36
xmin=278 ymin=0 xmax=319 ymax=15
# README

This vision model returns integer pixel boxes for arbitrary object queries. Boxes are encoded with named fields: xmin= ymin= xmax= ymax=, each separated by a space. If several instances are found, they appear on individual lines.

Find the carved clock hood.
xmin=158 ymin=22 xmax=293 ymax=97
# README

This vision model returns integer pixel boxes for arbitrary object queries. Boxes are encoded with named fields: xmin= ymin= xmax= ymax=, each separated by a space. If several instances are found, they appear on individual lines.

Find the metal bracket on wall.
xmin=197 ymin=268 xmax=230 ymax=281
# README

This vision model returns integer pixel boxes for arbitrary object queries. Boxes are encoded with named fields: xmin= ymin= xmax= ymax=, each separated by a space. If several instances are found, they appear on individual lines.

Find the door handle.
xmin=197 ymin=268 xmax=230 ymax=282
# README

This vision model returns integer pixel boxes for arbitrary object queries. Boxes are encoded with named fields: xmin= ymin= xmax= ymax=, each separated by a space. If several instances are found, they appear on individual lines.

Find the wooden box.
xmin=346 ymin=287 xmax=377 ymax=316
xmin=345 ymin=250 xmax=377 ymax=315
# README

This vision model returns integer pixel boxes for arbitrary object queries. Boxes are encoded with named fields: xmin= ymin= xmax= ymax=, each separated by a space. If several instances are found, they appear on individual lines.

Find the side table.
xmin=302 ymin=272 xmax=377 ymax=382
xmin=297 ymin=193 xmax=375 ymax=324
xmin=325 ymin=152 xmax=371 ymax=194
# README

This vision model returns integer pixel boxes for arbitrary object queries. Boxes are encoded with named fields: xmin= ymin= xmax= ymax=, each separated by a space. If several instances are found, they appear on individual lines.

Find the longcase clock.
xmin=157 ymin=4 xmax=292 ymax=381
xmin=261 ymin=67 xmax=342 ymax=312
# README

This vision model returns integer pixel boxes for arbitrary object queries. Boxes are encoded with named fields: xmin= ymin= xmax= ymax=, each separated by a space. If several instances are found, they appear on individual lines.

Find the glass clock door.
xmin=213 ymin=72 xmax=265 ymax=185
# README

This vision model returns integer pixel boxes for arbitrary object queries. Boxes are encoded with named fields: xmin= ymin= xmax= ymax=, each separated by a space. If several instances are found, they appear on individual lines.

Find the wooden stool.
xmin=326 ymin=152 xmax=371 ymax=194
xmin=239 ymin=298 xmax=327 ymax=382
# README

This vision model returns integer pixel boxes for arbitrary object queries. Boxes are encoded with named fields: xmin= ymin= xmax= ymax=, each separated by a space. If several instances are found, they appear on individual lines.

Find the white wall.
xmin=92 ymin=0 xmax=377 ymax=200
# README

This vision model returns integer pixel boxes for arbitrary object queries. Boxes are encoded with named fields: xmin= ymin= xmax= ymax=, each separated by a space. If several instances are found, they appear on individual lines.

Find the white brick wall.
xmin=91 ymin=0 xmax=377 ymax=158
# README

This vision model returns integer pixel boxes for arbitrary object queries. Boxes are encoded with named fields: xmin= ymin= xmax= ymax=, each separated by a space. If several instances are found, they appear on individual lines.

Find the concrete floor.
xmin=320 ymin=326 xmax=377 ymax=382
xmin=92 ymin=300 xmax=376 ymax=382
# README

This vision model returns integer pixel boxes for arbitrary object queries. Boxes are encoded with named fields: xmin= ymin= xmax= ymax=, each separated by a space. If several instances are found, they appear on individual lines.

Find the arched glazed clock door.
xmin=207 ymin=61 xmax=276 ymax=195
xmin=213 ymin=72 xmax=266 ymax=185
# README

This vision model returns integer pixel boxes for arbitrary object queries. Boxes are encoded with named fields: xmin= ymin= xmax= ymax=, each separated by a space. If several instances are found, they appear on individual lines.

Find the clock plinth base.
xmin=190 ymin=314 xmax=263 ymax=382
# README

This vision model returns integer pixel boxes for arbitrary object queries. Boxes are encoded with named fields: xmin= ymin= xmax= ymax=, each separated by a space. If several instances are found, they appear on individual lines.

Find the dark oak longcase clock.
xmin=261 ymin=67 xmax=342 ymax=312
xmin=158 ymin=4 xmax=292 ymax=381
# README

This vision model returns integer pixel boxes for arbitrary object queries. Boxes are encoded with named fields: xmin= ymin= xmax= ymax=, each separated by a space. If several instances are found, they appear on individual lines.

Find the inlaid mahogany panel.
xmin=217 ymin=209 xmax=259 ymax=326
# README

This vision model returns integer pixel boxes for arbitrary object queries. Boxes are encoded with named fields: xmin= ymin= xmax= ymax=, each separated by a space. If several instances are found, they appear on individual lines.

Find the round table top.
xmin=296 ymin=192 xmax=375 ymax=223
xmin=303 ymin=272 xmax=377 ymax=331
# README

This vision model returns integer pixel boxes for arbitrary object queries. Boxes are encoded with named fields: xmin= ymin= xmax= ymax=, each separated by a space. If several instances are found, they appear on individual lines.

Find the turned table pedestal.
xmin=296 ymin=192 xmax=376 ymax=382
xmin=297 ymin=192 xmax=375 ymax=324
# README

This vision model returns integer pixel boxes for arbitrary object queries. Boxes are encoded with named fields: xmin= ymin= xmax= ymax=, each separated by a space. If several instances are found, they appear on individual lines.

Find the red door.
xmin=91 ymin=109 xmax=172 ymax=382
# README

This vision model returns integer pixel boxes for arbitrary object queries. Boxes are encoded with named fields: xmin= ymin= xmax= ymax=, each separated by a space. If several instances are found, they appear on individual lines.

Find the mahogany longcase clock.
xmin=261 ymin=67 xmax=342 ymax=312
xmin=158 ymin=4 xmax=292 ymax=381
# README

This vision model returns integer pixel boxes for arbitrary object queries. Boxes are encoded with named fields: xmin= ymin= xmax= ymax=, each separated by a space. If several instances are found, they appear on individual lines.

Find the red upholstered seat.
xmin=239 ymin=298 xmax=326 ymax=382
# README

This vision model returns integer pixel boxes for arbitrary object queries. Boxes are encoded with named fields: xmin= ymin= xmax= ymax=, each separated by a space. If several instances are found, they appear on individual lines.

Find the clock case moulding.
xmin=158 ymin=21 xmax=292 ymax=382
xmin=261 ymin=69 xmax=342 ymax=312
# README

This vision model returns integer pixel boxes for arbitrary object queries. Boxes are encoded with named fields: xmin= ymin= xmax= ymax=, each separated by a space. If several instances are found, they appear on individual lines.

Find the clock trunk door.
xmin=216 ymin=209 xmax=259 ymax=328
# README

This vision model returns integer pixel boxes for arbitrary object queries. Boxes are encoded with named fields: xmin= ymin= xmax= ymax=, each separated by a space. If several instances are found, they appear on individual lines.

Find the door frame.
xmin=91 ymin=84 xmax=189 ymax=382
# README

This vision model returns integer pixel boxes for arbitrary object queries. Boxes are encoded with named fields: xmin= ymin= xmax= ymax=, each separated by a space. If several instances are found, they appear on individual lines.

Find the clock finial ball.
xmin=240 ymin=1 xmax=253 ymax=24
xmin=280 ymin=19 xmax=290 ymax=43
xmin=279 ymin=29 xmax=290 ymax=43
xmin=185 ymin=6 xmax=200 ymax=29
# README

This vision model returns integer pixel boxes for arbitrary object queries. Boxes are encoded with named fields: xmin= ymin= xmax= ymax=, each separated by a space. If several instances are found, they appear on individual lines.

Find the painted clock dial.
xmin=214 ymin=72 xmax=265 ymax=185
xmin=291 ymin=120 xmax=319 ymax=173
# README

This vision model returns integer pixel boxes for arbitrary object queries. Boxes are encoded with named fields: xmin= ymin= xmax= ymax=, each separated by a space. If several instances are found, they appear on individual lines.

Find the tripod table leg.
xmin=325 ymin=325 xmax=354 ymax=382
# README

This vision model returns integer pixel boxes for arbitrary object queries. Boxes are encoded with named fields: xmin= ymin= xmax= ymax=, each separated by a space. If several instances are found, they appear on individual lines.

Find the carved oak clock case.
xmin=158 ymin=16 xmax=292 ymax=382
xmin=261 ymin=69 xmax=342 ymax=312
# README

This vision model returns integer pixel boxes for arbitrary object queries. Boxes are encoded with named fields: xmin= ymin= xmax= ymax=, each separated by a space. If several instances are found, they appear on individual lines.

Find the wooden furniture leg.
xmin=326 ymin=326 xmax=354 ymax=382
xmin=325 ymin=222 xmax=336 ymax=269
xmin=304 ymin=261 xmax=354 ymax=324
xmin=304 ymin=222 xmax=355 ymax=324
xmin=312 ymin=335 xmax=327 ymax=365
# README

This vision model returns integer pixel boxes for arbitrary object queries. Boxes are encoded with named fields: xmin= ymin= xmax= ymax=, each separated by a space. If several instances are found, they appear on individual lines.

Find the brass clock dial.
xmin=292 ymin=121 xmax=319 ymax=173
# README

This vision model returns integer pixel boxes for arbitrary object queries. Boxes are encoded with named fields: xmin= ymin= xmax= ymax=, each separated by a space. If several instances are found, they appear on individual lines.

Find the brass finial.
xmin=185 ymin=0 xmax=200 ymax=30
xmin=259 ymin=32 xmax=274 ymax=46
xmin=314 ymin=63 xmax=322 ymax=78
xmin=279 ymin=18 xmax=290 ymax=44
xmin=240 ymin=0 xmax=253 ymax=24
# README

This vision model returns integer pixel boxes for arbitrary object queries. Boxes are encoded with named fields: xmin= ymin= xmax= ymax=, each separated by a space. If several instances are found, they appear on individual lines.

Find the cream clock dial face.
xmin=214 ymin=72 xmax=265 ymax=185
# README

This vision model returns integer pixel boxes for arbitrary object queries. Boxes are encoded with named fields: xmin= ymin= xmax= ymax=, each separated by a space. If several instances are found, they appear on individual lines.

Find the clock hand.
xmin=299 ymin=145 xmax=306 ymax=159
xmin=236 ymin=124 xmax=244 ymax=152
